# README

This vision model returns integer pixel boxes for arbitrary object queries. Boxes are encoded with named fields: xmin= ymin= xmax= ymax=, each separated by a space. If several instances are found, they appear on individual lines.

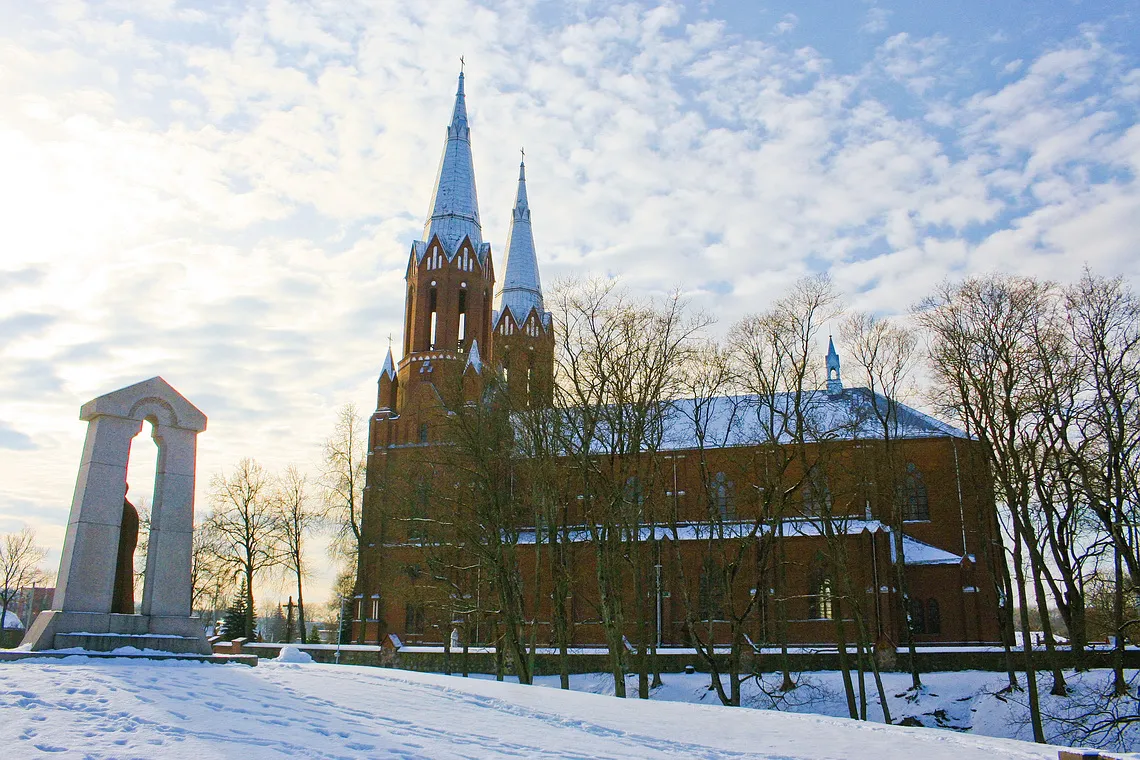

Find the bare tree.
xmin=551 ymin=278 xmax=708 ymax=698
xmin=207 ymin=458 xmax=277 ymax=639
xmin=271 ymin=465 xmax=321 ymax=643
xmin=841 ymin=310 xmax=924 ymax=691
xmin=323 ymin=404 xmax=368 ymax=576
xmin=915 ymin=274 xmax=1063 ymax=742
xmin=191 ymin=518 xmax=232 ymax=633
xmin=1 ymin=527 xmax=47 ymax=630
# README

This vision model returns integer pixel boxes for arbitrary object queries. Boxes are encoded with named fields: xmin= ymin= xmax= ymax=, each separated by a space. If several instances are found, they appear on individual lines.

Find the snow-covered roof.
xmin=513 ymin=518 xmax=889 ymax=545
xmin=465 ymin=339 xmax=483 ymax=374
xmin=896 ymin=535 xmax=968 ymax=566
xmin=422 ymin=72 xmax=483 ymax=256
xmin=3 ymin=609 xmax=24 ymax=629
xmin=380 ymin=348 xmax=396 ymax=380
xmin=652 ymin=388 xmax=967 ymax=451
xmin=495 ymin=158 xmax=545 ymax=322
xmin=543 ymin=388 xmax=965 ymax=458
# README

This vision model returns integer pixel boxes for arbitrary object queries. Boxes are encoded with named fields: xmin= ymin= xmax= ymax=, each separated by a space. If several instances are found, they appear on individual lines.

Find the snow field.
xmin=0 ymin=657 xmax=1059 ymax=759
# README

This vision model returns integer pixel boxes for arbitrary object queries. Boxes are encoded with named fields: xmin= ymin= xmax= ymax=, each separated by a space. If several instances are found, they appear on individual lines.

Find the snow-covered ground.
xmin=0 ymin=655 xmax=1060 ymax=760
xmin=522 ymin=668 xmax=1140 ymax=753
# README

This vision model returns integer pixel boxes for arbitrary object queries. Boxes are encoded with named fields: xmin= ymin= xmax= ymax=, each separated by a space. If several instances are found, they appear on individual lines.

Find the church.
xmin=351 ymin=73 xmax=1004 ymax=652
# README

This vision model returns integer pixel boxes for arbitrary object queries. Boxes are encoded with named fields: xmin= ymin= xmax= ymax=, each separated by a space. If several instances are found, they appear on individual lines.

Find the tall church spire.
xmin=423 ymin=71 xmax=482 ymax=253
xmin=495 ymin=154 xmax=544 ymax=319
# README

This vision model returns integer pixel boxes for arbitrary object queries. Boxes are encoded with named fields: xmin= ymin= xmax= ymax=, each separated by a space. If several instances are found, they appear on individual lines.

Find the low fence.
xmin=227 ymin=641 xmax=1140 ymax=676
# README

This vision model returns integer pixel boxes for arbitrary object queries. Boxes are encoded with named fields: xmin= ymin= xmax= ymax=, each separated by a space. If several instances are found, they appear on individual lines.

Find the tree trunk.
xmin=1012 ymin=538 xmax=1045 ymax=743
xmin=833 ymin=597 xmax=859 ymax=720
xmin=1114 ymin=544 xmax=1127 ymax=696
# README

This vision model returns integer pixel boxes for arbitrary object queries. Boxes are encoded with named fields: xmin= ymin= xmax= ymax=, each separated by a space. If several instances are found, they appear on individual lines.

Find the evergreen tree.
xmin=220 ymin=582 xmax=251 ymax=639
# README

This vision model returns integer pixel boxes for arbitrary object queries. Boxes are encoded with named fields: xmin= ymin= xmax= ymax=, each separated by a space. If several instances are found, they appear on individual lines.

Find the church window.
xmin=699 ymin=557 xmax=724 ymax=621
xmin=370 ymin=597 xmax=380 ymax=620
xmin=405 ymin=603 xmax=425 ymax=635
xmin=428 ymin=288 xmax=439 ymax=349
xmin=808 ymin=558 xmax=833 ymax=619
xmin=419 ymin=423 xmax=429 ymax=444
xmin=354 ymin=596 xmax=363 ymax=621
xmin=898 ymin=463 xmax=929 ymax=521
xmin=926 ymin=599 xmax=941 ymax=635
xmin=457 ymin=289 xmax=467 ymax=349
xmin=711 ymin=472 xmax=735 ymax=520
xmin=624 ymin=476 xmax=643 ymax=508
xmin=908 ymin=597 xmax=926 ymax=634
xmin=802 ymin=469 xmax=831 ymax=518
xmin=409 ymin=483 xmax=429 ymax=541
xmin=526 ymin=353 xmax=534 ymax=406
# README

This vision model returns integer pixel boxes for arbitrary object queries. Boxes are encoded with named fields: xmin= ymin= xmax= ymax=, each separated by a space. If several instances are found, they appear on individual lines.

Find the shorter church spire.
xmin=826 ymin=336 xmax=842 ymax=395
xmin=380 ymin=347 xmax=396 ymax=380
xmin=495 ymin=154 xmax=544 ymax=320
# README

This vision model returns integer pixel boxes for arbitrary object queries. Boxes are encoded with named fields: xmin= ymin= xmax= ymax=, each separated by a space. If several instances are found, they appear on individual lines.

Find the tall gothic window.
xmin=405 ymin=603 xmax=425 ymax=635
xmin=926 ymin=599 xmax=941 ymax=635
xmin=802 ymin=469 xmax=831 ymax=518
xmin=428 ymin=287 xmax=438 ymax=349
xmin=808 ymin=554 xmax=833 ymax=619
xmin=908 ymin=597 xmax=926 ymax=634
xmin=898 ymin=463 xmax=930 ymax=521
xmin=711 ymin=471 xmax=735 ymax=520
xmin=457 ymin=289 xmax=467 ymax=349
xmin=699 ymin=557 xmax=724 ymax=621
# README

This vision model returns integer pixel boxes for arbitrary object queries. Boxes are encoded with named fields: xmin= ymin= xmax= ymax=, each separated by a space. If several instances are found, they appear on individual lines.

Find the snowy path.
xmin=0 ymin=658 xmax=1057 ymax=759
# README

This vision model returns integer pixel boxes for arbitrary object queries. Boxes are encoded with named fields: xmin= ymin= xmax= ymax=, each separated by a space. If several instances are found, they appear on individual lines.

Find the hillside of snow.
xmin=0 ymin=656 xmax=1060 ymax=759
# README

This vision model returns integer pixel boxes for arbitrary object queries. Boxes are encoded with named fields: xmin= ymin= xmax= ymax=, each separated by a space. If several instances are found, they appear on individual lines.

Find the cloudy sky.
xmin=2 ymin=0 xmax=1137 ymax=605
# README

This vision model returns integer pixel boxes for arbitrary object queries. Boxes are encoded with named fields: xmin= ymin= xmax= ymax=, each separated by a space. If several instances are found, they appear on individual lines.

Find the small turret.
xmin=826 ymin=336 xmax=842 ymax=395
xmin=377 ymin=347 xmax=398 ymax=410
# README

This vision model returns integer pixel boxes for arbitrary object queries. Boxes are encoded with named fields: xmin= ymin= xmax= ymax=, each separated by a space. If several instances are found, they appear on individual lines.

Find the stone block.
xmin=150 ymin=473 xmax=196 ymax=532
xmin=55 ymin=521 xmax=118 ymax=613
xmin=69 ymin=461 xmax=130 ymax=527
xmin=141 ymin=530 xmax=192 ymax=617
xmin=154 ymin=426 xmax=198 ymax=477
xmin=79 ymin=416 xmax=143 ymax=469
xmin=107 ymin=614 xmax=150 ymax=635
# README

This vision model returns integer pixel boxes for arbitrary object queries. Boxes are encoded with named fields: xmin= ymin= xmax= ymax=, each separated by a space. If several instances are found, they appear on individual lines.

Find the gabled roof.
xmin=655 ymin=387 xmax=966 ymax=451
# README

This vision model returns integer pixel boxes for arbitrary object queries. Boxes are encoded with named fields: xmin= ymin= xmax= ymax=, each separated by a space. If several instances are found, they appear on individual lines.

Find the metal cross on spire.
xmin=459 ymin=55 xmax=465 ymax=73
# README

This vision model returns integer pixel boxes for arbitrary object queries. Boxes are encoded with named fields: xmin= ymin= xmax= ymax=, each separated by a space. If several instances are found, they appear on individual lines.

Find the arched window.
xmin=457 ymin=289 xmax=467 ymax=349
xmin=802 ymin=469 xmax=831 ymax=518
xmin=419 ymin=423 xmax=429 ymax=444
xmin=699 ymin=557 xmax=724 ymax=621
xmin=926 ymin=599 xmax=941 ymax=635
xmin=405 ymin=603 xmax=425 ymax=635
xmin=624 ymin=476 xmax=643 ymax=507
xmin=428 ymin=287 xmax=439 ymax=349
xmin=898 ymin=463 xmax=930 ymax=521
xmin=808 ymin=554 xmax=833 ymax=619
xmin=908 ymin=597 xmax=926 ymax=635
xmin=712 ymin=472 xmax=735 ymax=520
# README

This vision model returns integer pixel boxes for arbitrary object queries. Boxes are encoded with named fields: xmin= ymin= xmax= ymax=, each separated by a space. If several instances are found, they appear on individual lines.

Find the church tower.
xmin=490 ymin=156 xmax=554 ymax=407
xmin=397 ymin=71 xmax=494 ymax=413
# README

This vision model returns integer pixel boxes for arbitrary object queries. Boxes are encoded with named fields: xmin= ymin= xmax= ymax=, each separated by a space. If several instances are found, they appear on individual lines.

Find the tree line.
xmin=368 ymin=269 xmax=1140 ymax=738
xmin=191 ymin=405 xmax=366 ymax=644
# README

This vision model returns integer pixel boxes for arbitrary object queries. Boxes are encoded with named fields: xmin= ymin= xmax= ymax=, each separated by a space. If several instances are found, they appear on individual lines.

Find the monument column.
xmin=53 ymin=414 xmax=143 ymax=614
xmin=141 ymin=424 xmax=198 ymax=620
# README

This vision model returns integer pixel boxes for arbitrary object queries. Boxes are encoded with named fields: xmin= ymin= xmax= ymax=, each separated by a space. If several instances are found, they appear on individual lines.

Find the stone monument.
xmin=22 ymin=377 xmax=211 ymax=654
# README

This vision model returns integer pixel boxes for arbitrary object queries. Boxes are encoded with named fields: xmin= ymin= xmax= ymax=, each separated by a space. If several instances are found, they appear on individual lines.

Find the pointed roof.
xmin=826 ymin=336 xmax=842 ymax=394
xmin=495 ymin=156 xmax=544 ymax=321
xmin=379 ymin=347 xmax=396 ymax=380
xmin=465 ymin=339 xmax=483 ymax=374
xmin=423 ymin=72 xmax=482 ymax=254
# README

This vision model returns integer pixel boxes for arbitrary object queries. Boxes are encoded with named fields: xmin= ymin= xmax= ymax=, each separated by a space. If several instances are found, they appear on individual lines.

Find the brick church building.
xmin=351 ymin=74 xmax=1003 ymax=650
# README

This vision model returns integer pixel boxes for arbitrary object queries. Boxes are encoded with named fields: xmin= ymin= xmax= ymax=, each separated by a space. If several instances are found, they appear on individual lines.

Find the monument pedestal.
xmin=23 ymin=611 xmax=211 ymax=655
